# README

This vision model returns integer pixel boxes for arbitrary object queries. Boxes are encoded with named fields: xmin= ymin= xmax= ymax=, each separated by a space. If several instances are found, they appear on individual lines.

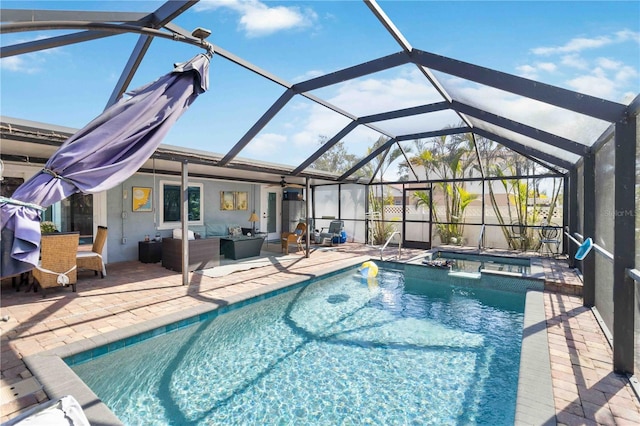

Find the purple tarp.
xmin=1 ymin=53 xmax=210 ymax=278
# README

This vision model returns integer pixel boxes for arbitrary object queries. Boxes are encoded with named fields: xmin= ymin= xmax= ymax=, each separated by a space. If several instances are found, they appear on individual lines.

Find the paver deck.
xmin=1 ymin=243 xmax=639 ymax=424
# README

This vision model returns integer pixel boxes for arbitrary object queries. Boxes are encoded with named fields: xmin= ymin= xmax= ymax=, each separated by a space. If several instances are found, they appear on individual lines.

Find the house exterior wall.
xmin=106 ymin=172 xmax=262 ymax=264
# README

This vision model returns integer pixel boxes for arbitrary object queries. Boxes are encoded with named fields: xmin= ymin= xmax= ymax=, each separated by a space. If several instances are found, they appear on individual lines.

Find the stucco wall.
xmin=106 ymin=172 xmax=261 ymax=264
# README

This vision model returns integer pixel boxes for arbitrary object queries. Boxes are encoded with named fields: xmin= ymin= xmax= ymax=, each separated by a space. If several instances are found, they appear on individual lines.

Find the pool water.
xmin=437 ymin=253 xmax=531 ymax=275
xmin=71 ymin=268 xmax=525 ymax=425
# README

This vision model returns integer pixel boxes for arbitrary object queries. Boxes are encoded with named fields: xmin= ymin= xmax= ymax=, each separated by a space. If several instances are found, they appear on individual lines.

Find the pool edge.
xmin=23 ymin=256 xmax=555 ymax=425
xmin=515 ymin=289 xmax=556 ymax=425
xmin=21 ymin=255 xmax=369 ymax=425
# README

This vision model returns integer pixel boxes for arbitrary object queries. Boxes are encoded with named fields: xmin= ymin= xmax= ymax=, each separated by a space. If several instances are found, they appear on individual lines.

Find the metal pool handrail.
xmin=563 ymin=227 xmax=614 ymax=263
xmin=628 ymin=268 xmax=640 ymax=282
xmin=380 ymin=231 xmax=402 ymax=261
xmin=477 ymin=224 xmax=485 ymax=251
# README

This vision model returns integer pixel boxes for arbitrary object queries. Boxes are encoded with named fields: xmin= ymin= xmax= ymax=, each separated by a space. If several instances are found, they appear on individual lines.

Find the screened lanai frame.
xmin=0 ymin=0 xmax=638 ymax=378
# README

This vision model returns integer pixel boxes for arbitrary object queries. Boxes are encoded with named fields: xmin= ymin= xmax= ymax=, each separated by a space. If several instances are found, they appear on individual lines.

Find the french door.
xmin=402 ymin=186 xmax=432 ymax=249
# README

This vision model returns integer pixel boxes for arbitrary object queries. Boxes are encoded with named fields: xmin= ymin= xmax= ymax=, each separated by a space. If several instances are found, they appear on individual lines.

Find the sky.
xmin=1 ymin=0 xmax=639 ymax=174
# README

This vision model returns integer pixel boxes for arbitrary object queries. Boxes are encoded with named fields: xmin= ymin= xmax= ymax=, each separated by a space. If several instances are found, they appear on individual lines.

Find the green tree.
xmin=408 ymin=130 xmax=478 ymax=244
xmin=477 ymin=137 xmax=562 ymax=250
xmin=366 ymin=136 xmax=406 ymax=244
xmin=309 ymin=136 xmax=357 ymax=174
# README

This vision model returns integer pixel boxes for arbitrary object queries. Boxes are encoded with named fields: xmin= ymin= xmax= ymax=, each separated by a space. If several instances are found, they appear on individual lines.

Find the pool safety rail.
xmin=380 ymin=231 xmax=402 ymax=261
xmin=477 ymin=224 xmax=485 ymax=251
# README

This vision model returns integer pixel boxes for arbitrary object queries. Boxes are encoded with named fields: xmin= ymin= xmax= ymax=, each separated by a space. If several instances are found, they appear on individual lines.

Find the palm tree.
xmin=479 ymin=138 xmax=561 ymax=250
xmin=408 ymin=130 xmax=478 ymax=244
xmin=367 ymin=136 xmax=405 ymax=244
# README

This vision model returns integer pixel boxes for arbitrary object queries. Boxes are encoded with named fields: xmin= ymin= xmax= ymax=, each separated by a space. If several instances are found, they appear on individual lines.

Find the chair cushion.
xmin=172 ymin=229 xmax=195 ymax=240
xmin=76 ymin=251 xmax=99 ymax=259
xmin=205 ymin=223 xmax=227 ymax=237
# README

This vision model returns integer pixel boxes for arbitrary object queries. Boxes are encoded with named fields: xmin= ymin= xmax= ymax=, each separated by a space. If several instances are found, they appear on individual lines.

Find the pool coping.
xmin=22 ymin=256 xmax=368 ymax=425
xmin=22 ymin=256 xmax=555 ymax=425
xmin=515 ymin=290 xmax=556 ymax=425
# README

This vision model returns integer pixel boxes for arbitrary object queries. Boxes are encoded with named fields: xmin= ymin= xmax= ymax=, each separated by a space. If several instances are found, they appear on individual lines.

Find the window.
xmin=41 ymin=192 xmax=94 ymax=245
xmin=159 ymin=180 xmax=203 ymax=228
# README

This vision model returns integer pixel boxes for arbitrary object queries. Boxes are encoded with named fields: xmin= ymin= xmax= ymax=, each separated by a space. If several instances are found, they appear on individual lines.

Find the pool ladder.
xmin=380 ymin=231 xmax=402 ymax=261
xmin=477 ymin=224 xmax=485 ymax=252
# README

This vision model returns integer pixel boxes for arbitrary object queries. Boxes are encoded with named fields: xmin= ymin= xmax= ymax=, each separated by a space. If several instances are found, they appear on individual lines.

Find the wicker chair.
xmin=33 ymin=232 xmax=79 ymax=297
xmin=281 ymin=222 xmax=306 ymax=254
xmin=76 ymin=226 xmax=108 ymax=278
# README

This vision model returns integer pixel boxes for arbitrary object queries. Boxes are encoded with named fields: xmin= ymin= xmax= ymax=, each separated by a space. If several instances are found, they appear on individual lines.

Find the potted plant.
xmin=40 ymin=221 xmax=58 ymax=234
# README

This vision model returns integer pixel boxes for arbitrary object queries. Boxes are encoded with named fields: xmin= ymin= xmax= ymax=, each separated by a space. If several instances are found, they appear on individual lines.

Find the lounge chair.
xmin=319 ymin=220 xmax=344 ymax=246
xmin=2 ymin=395 xmax=90 ymax=426
xmin=281 ymin=222 xmax=306 ymax=254
xmin=32 ymin=232 xmax=79 ymax=297
xmin=76 ymin=226 xmax=108 ymax=277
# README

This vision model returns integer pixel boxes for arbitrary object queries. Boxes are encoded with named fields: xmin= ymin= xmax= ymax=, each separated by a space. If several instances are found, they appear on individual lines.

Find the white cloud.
xmin=596 ymin=57 xmax=621 ymax=70
xmin=515 ymin=62 xmax=556 ymax=80
xmin=1 ymin=35 xmax=60 ymax=73
xmin=1 ymin=56 xmax=27 ymax=72
xmin=292 ymin=69 xmax=325 ymax=83
xmin=516 ymin=64 xmax=538 ymax=80
xmin=531 ymin=30 xmax=639 ymax=56
xmin=566 ymin=70 xmax=616 ymax=99
xmin=524 ymin=30 xmax=638 ymax=102
xmin=244 ymin=132 xmax=287 ymax=157
xmin=327 ymin=69 xmax=442 ymax=117
xmin=560 ymin=54 xmax=588 ymax=70
xmin=615 ymin=29 xmax=640 ymax=43
xmin=615 ymin=65 xmax=638 ymax=85
xmin=246 ymin=69 xmax=450 ymax=164
xmin=450 ymin=81 xmax=610 ymax=146
xmin=561 ymin=63 xmax=637 ymax=102
xmin=0 ymin=54 xmax=43 ymax=74
xmin=532 ymin=35 xmax=613 ymax=55
xmin=196 ymin=0 xmax=317 ymax=37
xmin=537 ymin=62 xmax=557 ymax=72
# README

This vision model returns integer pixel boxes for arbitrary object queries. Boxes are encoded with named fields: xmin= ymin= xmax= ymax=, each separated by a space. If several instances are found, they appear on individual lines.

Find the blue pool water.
xmin=71 ymin=267 xmax=525 ymax=425
xmin=437 ymin=252 xmax=532 ymax=275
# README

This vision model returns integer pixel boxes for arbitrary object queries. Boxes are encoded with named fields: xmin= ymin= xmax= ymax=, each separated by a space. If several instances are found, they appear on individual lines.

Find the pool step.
xmin=448 ymin=271 xmax=481 ymax=279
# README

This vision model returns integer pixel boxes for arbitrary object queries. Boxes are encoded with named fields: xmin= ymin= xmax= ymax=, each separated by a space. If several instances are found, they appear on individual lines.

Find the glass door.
xmin=403 ymin=186 xmax=431 ymax=249
xmin=267 ymin=192 xmax=277 ymax=238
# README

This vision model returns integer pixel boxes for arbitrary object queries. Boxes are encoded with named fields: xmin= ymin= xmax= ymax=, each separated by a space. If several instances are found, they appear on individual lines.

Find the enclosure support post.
xmin=365 ymin=185 xmax=370 ymax=245
xmin=181 ymin=160 xmax=189 ymax=286
xmin=305 ymin=177 xmax=310 ymax=258
xmin=562 ymin=174 xmax=569 ymax=258
xmin=568 ymin=167 xmax=578 ymax=266
xmin=582 ymin=154 xmax=596 ymax=307
xmin=481 ymin=180 xmax=486 ymax=249
xmin=612 ymin=114 xmax=636 ymax=374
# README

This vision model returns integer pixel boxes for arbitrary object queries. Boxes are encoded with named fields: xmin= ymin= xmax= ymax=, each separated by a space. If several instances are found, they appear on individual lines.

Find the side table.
xmin=139 ymin=240 xmax=162 ymax=263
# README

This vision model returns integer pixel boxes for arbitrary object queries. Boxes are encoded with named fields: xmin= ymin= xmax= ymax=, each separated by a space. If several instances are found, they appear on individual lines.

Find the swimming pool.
xmin=436 ymin=252 xmax=532 ymax=275
xmin=69 ymin=266 xmax=525 ymax=425
xmin=423 ymin=251 xmax=533 ymax=278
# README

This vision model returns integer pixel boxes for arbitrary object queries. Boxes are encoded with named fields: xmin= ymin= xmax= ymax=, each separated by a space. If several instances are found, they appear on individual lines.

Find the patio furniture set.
xmin=19 ymin=221 xmax=348 ymax=291
xmin=159 ymin=225 xmax=267 ymax=272
xmin=16 ymin=226 xmax=109 ymax=297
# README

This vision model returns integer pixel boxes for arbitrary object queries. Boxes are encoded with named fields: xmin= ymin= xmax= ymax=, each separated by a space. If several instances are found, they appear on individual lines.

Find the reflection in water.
xmin=73 ymin=269 xmax=524 ymax=425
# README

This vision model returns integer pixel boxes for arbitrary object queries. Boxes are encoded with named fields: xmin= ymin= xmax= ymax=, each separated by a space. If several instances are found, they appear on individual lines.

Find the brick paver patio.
xmin=1 ymin=244 xmax=639 ymax=424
